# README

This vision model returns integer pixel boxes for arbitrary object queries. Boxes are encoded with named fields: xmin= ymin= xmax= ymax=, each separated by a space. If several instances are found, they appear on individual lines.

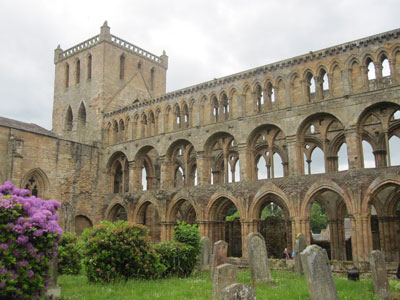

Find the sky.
xmin=0 ymin=0 xmax=400 ymax=131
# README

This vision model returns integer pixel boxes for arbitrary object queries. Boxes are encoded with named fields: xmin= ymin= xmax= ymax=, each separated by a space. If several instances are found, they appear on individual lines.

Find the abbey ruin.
xmin=1 ymin=22 xmax=400 ymax=263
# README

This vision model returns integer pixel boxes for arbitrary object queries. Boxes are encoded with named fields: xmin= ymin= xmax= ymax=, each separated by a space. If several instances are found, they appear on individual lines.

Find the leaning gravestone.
xmin=200 ymin=236 xmax=212 ymax=270
xmin=294 ymin=233 xmax=308 ymax=275
xmin=220 ymin=283 xmax=256 ymax=300
xmin=370 ymin=250 xmax=392 ymax=300
xmin=300 ymin=245 xmax=338 ymax=300
xmin=212 ymin=263 xmax=237 ymax=299
xmin=246 ymin=232 xmax=274 ymax=285
xmin=211 ymin=240 xmax=228 ymax=278
xmin=45 ymin=257 xmax=61 ymax=298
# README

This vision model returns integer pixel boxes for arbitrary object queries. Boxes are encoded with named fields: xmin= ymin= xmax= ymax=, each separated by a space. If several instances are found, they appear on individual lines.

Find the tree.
xmin=310 ymin=202 xmax=327 ymax=234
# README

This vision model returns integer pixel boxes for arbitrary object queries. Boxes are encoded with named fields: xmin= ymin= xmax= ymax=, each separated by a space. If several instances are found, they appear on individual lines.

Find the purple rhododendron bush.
xmin=0 ymin=181 xmax=62 ymax=300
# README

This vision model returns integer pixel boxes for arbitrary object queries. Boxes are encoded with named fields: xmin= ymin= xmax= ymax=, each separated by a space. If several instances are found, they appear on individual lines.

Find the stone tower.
xmin=51 ymin=21 xmax=168 ymax=144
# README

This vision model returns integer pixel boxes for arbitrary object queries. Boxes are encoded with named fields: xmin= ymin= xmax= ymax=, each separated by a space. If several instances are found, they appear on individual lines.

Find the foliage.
xmin=156 ymin=241 xmax=198 ymax=277
xmin=0 ymin=181 xmax=62 ymax=300
xmin=261 ymin=202 xmax=283 ymax=220
xmin=81 ymin=221 xmax=164 ymax=283
xmin=310 ymin=202 xmax=328 ymax=234
xmin=58 ymin=232 xmax=81 ymax=275
xmin=225 ymin=206 xmax=240 ymax=221
xmin=173 ymin=221 xmax=201 ymax=255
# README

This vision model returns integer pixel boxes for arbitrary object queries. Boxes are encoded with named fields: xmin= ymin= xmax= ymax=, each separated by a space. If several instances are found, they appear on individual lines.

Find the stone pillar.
xmin=286 ymin=135 xmax=299 ymax=176
xmin=300 ymin=245 xmax=338 ymax=300
xmin=370 ymin=250 xmax=392 ymax=300
xmin=341 ymin=69 xmax=351 ymax=95
xmin=45 ymin=257 xmax=61 ymax=298
xmin=238 ymin=145 xmax=253 ymax=181
xmin=344 ymin=128 xmax=362 ymax=169
xmin=196 ymin=151 xmax=210 ymax=185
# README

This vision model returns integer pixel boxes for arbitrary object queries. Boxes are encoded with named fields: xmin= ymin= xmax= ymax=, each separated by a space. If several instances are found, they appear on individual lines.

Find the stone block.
xmin=200 ymin=236 xmax=212 ymax=270
xmin=212 ymin=263 xmax=237 ymax=299
xmin=212 ymin=240 xmax=228 ymax=278
xmin=300 ymin=245 xmax=338 ymax=300
xmin=220 ymin=283 xmax=256 ymax=300
xmin=370 ymin=250 xmax=392 ymax=300
xmin=294 ymin=233 xmax=307 ymax=275
xmin=246 ymin=232 xmax=274 ymax=285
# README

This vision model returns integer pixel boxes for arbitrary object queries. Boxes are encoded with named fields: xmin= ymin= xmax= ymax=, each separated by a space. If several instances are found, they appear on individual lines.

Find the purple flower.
xmin=0 ymin=243 xmax=9 ymax=251
xmin=28 ymin=270 xmax=34 ymax=278
xmin=0 ymin=268 xmax=7 ymax=274
xmin=16 ymin=235 xmax=28 ymax=245
xmin=33 ymin=229 xmax=43 ymax=237
xmin=0 ymin=282 xmax=5 ymax=288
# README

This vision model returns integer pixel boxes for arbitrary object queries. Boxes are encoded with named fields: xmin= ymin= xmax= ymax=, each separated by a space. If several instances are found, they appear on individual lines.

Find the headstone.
xmin=212 ymin=263 xmax=237 ymax=299
xmin=211 ymin=240 xmax=228 ymax=278
xmin=300 ymin=245 xmax=338 ymax=300
xmin=220 ymin=283 xmax=256 ymax=300
xmin=45 ymin=257 xmax=61 ymax=298
xmin=370 ymin=250 xmax=392 ymax=300
xmin=246 ymin=232 xmax=274 ymax=285
xmin=200 ymin=236 xmax=212 ymax=270
xmin=294 ymin=233 xmax=308 ymax=275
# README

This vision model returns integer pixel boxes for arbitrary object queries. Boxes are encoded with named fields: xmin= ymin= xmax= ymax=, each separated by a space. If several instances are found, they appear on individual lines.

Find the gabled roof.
xmin=0 ymin=116 xmax=57 ymax=138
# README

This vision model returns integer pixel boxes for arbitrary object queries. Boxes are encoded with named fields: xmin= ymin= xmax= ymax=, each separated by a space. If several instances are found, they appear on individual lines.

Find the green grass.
xmin=59 ymin=270 xmax=399 ymax=300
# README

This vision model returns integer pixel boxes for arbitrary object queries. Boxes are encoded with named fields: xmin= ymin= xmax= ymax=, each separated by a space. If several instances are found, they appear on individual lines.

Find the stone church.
xmin=1 ymin=22 xmax=400 ymax=262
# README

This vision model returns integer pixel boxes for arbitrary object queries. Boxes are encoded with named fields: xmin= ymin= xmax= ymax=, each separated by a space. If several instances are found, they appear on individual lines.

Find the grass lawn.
xmin=58 ymin=270 xmax=400 ymax=300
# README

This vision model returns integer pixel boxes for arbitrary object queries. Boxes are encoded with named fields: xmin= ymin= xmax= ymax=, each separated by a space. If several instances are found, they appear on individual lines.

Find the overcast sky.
xmin=0 ymin=0 xmax=399 ymax=130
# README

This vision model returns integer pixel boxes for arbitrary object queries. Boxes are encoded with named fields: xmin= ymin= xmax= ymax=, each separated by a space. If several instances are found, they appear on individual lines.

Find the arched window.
xmin=65 ymin=106 xmax=73 ymax=131
xmin=221 ymin=93 xmax=229 ymax=120
xmin=255 ymin=85 xmax=263 ymax=112
xmin=113 ymin=161 xmax=123 ymax=193
xmin=306 ymin=72 xmax=316 ymax=101
xmin=142 ymin=166 xmax=147 ymax=191
xmin=77 ymin=103 xmax=86 ymax=128
xmin=120 ymin=54 xmax=125 ymax=80
xmin=75 ymin=59 xmax=80 ymax=84
xmin=362 ymin=140 xmax=375 ymax=168
xmin=266 ymin=82 xmax=275 ymax=104
xmin=87 ymin=54 xmax=92 ymax=80
xmin=150 ymin=67 xmax=155 ymax=90
xmin=337 ymin=143 xmax=349 ymax=171
xmin=138 ymin=61 xmax=142 ymax=70
xmin=65 ymin=63 xmax=69 ymax=88
xmin=381 ymin=57 xmax=391 ymax=77
xmin=366 ymin=58 xmax=376 ymax=80
xmin=212 ymin=96 xmax=219 ymax=122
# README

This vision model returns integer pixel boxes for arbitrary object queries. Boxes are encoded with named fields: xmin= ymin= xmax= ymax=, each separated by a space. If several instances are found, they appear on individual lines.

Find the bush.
xmin=0 ymin=181 xmax=62 ymax=300
xmin=156 ymin=241 xmax=198 ymax=277
xmin=173 ymin=221 xmax=201 ymax=256
xmin=81 ymin=221 xmax=164 ymax=282
xmin=58 ymin=232 xmax=81 ymax=275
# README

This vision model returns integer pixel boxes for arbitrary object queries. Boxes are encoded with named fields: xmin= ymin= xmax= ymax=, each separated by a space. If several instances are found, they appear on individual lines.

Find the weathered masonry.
xmin=1 ymin=22 xmax=400 ymax=263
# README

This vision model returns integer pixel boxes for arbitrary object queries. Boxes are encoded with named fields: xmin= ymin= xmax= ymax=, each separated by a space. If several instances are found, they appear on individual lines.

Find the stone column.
xmin=238 ymin=144 xmax=253 ymax=181
xmin=344 ymin=128 xmax=362 ymax=169
xmin=341 ymin=69 xmax=351 ymax=96
xmin=196 ymin=151 xmax=210 ymax=185
xmin=286 ymin=135 xmax=299 ymax=176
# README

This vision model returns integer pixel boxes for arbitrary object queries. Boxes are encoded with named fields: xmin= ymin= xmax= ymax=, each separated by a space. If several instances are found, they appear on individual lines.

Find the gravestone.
xmin=200 ymin=236 xmax=212 ymax=270
xmin=300 ymin=245 xmax=338 ymax=300
xmin=294 ymin=233 xmax=308 ymax=275
xmin=246 ymin=232 xmax=274 ymax=285
xmin=212 ymin=263 xmax=237 ymax=299
xmin=370 ymin=250 xmax=392 ymax=300
xmin=45 ymin=257 xmax=61 ymax=298
xmin=220 ymin=283 xmax=256 ymax=300
xmin=211 ymin=240 xmax=228 ymax=278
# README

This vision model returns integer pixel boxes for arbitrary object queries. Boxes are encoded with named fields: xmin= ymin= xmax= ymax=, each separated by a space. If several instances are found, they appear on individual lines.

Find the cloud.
xmin=0 ymin=0 xmax=399 ymax=130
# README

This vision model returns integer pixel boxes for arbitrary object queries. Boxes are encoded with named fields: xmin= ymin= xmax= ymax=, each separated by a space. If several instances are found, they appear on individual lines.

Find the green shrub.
xmin=81 ymin=221 xmax=164 ymax=282
xmin=156 ymin=241 xmax=198 ymax=277
xmin=58 ymin=232 xmax=81 ymax=275
xmin=173 ymin=221 xmax=201 ymax=256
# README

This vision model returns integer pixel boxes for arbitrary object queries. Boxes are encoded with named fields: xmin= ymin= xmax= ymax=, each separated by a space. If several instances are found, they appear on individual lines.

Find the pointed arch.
xmin=77 ymin=102 xmax=87 ymax=128
xmin=64 ymin=105 xmax=73 ymax=131
xmin=20 ymin=168 xmax=50 ymax=199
